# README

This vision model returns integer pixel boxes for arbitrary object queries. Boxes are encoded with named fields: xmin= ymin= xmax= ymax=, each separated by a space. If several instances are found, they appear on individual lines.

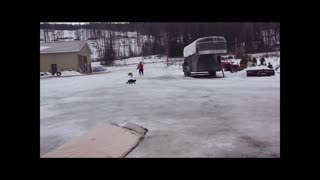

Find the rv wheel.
xmin=209 ymin=71 xmax=216 ymax=77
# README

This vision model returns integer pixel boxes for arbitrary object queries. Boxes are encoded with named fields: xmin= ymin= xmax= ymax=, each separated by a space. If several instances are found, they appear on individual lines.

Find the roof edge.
xmin=40 ymin=50 xmax=79 ymax=54
xmin=80 ymin=42 xmax=92 ymax=54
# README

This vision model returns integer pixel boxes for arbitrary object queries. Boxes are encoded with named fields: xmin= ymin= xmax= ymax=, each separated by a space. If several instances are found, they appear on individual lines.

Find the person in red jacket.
xmin=137 ymin=61 xmax=144 ymax=76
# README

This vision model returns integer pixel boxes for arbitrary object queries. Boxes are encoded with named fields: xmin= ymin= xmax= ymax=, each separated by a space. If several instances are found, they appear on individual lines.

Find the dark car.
xmin=246 ymin=66 xmax=275 ymax=77
xmin=222 ymin=62 xmax=239 ymax=72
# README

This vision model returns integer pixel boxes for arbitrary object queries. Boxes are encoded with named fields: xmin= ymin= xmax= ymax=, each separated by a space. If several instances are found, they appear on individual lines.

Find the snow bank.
xmin=91 ymin=62 xmax=102 ymax=67
xmin=60 ymin=70 xmax=82 ymax=76
xmin=248 ymin=51 xmax=280 ymax=58
xmin=222 ymin=59 xmax=241 ymax=65
xmin=40 ymin=72 xmax=51 ymax=77
xmin=90 ymin=56 xmax=165 ymax=67
xmin=246 ymin=66 xmax=271 ymax=70
xmin=40 ymin=46 xmax=50 ymax=50
xmin=114 ymin=56 xmax=166 ymax=66
xmin=40 ymin=70 xmax=83 ymax=78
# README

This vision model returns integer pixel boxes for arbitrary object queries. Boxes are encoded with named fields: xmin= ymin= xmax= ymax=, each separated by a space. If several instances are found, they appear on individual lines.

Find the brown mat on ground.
xmin=43 ymin=123 xmax=148 ymax=158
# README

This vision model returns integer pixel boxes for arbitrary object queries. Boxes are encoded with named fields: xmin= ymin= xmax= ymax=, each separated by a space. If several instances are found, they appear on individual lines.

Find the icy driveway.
xmin=40 ymin=62 xmax=280 ymax=157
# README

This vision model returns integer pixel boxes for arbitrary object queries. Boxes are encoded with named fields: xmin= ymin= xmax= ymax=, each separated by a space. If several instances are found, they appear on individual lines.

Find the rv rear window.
xmin=217 ymin=37 xmax=225 ymax=41
xmin=216 ymin=42 xmax=226 ymax=49
xmin=198 ymin=38 xmax=214 ymax=43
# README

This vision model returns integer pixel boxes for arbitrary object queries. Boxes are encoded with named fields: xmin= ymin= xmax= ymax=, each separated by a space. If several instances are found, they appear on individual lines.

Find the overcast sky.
xmin=47 ymin=22 xmax=88 ymax=25
xmin=43 ymin=22 xmax=129 ymax=25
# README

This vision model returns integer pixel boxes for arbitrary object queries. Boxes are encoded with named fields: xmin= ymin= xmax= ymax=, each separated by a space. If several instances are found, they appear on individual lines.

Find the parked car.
xmin=92 ymin=65 xmax=107 ymax=72
xmin=246 ymin=66 xmax=275 ymax=77
xmin=222 ymin=61 xmax=239 ymax=72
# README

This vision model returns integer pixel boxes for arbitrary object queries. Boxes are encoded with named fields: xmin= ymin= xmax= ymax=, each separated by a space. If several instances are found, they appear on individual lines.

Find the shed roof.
xmin=40 ymin=41 xmax=91 ymax=54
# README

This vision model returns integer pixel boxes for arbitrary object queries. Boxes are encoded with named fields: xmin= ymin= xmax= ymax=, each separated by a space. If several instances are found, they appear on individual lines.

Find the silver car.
xmin=92 ymin=65 xmax=107 ymax=72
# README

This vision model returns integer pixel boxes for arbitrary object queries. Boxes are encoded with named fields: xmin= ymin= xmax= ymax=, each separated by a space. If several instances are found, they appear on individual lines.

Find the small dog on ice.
xmin=126 ymin=79 xmax=136 ymax=84
xmin=128 ymin=72 xmax=133 ymax=78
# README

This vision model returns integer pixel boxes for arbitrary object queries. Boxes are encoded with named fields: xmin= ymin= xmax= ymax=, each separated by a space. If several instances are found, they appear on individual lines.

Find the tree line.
xmin=40 ymin=22 xmax=280 ymax=64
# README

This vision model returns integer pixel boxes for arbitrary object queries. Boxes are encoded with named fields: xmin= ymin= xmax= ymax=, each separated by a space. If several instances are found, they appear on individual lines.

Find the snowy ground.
xmin=248 ymin=51 xmax=280 ymax=58
xmin=40 ymin=70 xmax=84 ymax=78
xmin=40 ymin=57 xmax=280 ymax=158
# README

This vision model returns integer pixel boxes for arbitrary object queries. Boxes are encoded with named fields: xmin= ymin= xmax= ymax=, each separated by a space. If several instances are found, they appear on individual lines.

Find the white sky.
xmin=43 ymin=22 xmax=128 ymax=25
xmin=46 ymin=22 xmax=88 ymax=25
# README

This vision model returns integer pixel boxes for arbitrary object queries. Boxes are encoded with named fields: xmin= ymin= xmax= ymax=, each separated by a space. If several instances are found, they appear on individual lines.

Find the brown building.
xmin=40 ymin=41 xmax=92 ymax=73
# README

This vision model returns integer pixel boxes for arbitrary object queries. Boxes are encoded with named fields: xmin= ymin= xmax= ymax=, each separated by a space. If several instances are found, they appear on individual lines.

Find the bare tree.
xmin=136 ymin=24 xmax=144 ymax=62
xmin=56 ymin=30 xmax=63 ymax=40
xmin=52 ymin=23 xmax=56 ymax=41
xmin=120 ymin=38 xmax=128 ymax=65
xmin=75 ymin=29 xmax=80 ymax=40
xmin=41 ymin=22 xmax=50 ymax=43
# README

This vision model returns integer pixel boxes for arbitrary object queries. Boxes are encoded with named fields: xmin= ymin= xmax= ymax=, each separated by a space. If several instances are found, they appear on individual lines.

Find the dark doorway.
xmin=51 ymin=64 xmax=57 ymax=75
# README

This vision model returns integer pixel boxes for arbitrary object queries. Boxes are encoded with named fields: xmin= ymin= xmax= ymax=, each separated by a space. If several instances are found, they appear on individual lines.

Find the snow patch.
xmin=246 ymin=66 xmax=271 ymax=70
xmin=60 ymin=70 xmax=83 ymax=76
xmin=40 ymin=46 xmax=50 ymax=50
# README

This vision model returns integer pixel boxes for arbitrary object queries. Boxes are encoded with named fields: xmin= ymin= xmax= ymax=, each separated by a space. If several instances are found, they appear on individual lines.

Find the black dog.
xmin=126 ymin=79 xmax=136 ymax=84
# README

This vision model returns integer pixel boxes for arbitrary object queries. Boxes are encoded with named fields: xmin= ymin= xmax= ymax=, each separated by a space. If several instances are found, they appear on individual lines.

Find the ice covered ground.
xmin=40 ymin=56 xmax=280 ymax=157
